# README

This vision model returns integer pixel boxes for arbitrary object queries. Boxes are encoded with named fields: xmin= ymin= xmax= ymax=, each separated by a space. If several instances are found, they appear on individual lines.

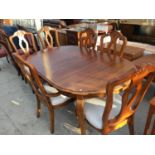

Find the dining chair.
xmin=79 ymin=28 xmax=97 ymax=51
xmin=13 ymin=53 xmax=74 ymax=133
xmin=100 ymin=30 xmax=127 ymax=58
xmin=81 ymin=64 xmax=155 ymax=134
xmin=0 ymin=29 xmax=10 ymax=63
xmin=9 ymin=30 xmax=37 ymax=55
xmin=0 ymin=40 xmax=9 ymax=71
xmin=0 ymin=29 xmax=23 ymax=75
xmin=38 ymin=26 xmax=60 ymax=50
xmin=144 ymin=97 xmax=155 ymax=135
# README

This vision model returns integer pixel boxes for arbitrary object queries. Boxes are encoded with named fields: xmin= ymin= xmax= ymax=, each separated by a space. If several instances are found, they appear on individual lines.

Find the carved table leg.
xmin=76 ymin=96 xmax=86 ymax=135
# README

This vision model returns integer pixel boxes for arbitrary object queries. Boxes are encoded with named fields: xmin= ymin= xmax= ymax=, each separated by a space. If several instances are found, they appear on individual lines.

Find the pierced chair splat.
xmin=9 ymin=30 xmax=37 ymax=55
xmin=100 ymin=30 xmax=127 ymax=58
xmin=38 ymin=26 xmax=60 ymax=50
xmin=79 ymin=28 xmax=97 ymax=51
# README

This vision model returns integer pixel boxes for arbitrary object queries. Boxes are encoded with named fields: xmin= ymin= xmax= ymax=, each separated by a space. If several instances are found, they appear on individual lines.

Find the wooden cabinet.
xmin=58 ymin=30 xmax=67 ymax=45
xmin=66 ymin=30 xmax=79 ymax=45
xmin=120 ymin=24 xmax=155 ymax=45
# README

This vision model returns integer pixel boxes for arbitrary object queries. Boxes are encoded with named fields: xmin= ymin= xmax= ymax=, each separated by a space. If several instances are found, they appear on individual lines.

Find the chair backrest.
xmin=79 ymin=28 xmax=97 ymax=50
xmin=0 ymin=29 xmax=12 ymax=51
xmin=9 ymin=30 xmax=37 ymax=55
xmin=0 ymin=29 xmax=15 ymax=58
xmin=100 ymin=30 xmax=127 ymax=58
xmin=0 ymin=40 xmax=9 ymax=58
xmin=0 ymin=29 xmax=7 ymax=43
xmin=13 ymin=53 xmax=50 ymax=100
xmin=38 ymin=26 xmax=60 ymax=49
xmin=102 ymin=64 xmax=155 ymax=133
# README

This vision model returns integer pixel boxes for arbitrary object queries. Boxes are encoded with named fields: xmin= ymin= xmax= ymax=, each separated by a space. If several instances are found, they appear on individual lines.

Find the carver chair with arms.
xmin=13 ymin=53 xmax=74 ymax=133
xmin=82 ymin=64 xmax=155 ymax=134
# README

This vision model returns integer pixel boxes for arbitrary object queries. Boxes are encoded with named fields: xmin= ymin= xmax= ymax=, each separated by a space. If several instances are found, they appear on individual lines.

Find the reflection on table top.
xmin=21 ymin=46 xmax=135 ymax=96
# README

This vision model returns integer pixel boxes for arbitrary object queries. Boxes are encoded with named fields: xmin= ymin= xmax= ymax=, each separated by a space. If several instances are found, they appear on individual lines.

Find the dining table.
xmin=21 ymin=45 xmax=136 ymax=134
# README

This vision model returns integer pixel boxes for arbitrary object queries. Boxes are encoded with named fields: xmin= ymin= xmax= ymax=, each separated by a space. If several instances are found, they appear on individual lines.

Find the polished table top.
xmin=133 ymin=54 xmax=155 ymax=66
xmin=22 ymin=46 xmax=135 ymax=96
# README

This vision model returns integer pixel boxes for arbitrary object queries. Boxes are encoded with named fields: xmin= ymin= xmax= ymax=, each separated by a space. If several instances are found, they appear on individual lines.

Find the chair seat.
xmin=18 ymin=48 xmax=35 ymax=55
xmin=0 ymin=48 xmax=7 ymax=58
xmin=43 ymin=84 xmax=59 ymax=94
xmin=84 ymin=94 xmax=122 ymax=129
xmin=39 ymin=84 xmax=69 ymax=106
xmin=50 ymin=95 xmax=70 ymax=106
xmin=38 ymin=84 xmax=59 ymax=94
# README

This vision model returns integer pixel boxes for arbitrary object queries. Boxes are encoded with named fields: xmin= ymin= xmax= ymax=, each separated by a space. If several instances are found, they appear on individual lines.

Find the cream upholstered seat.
xmin=39 ymin=84 xmax=69 ymax=106
xmin=42 ymin=84 xmax=69 ymax=106
xmin=84 ymin=94 xmax=122 ymax=129
xmin=43 ymin=84 xmax=58 ymax=94
xmin=50 ymin=95 xmax=70 ymax=106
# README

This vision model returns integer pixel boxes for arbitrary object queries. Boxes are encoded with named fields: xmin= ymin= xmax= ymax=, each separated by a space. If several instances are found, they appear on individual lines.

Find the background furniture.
xmin=57 ymin=30 xmax=67 ymax=45
xmin=120 ymin=23 xmax=155 ymax=45
xmin=123 ymin=45 xmax=144 ymax=61
xmin=21 ymin=46 xmax=135 ymax=134
xmin=66 ymin=23 xmax=114 ymax=46
xmin=43 ymin=19 xmax=82 ymax=28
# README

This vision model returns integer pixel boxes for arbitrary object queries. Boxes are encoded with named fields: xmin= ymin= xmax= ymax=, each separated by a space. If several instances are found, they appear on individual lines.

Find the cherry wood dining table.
xmin=133 ymin=54 xmax=155 ymax=67
xmin=21 ymin=46 xmax=136 ymax=134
